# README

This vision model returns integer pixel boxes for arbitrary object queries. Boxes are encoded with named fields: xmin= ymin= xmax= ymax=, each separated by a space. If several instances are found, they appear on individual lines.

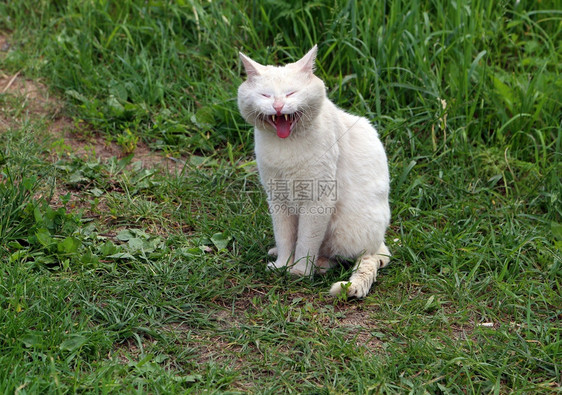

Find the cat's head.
xmin=237 ymin=45 xmax=326 ymax=139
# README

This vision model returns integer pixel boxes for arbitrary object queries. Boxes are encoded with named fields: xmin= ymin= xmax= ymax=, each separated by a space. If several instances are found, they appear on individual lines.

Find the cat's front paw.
xmin=289 ymin=258 xmax=315 ymax=276
xmin=266 ymin=261 xmax=284 ymax=271
xmin=268 ymin=247 xmax=278 ymax=256
xmin=266 ymin=256 xmax=293 ymax=271
xmin=329 ymin=281 xmax=369 ymax=299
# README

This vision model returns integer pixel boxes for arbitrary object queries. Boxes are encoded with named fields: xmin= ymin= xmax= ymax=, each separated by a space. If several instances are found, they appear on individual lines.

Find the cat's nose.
xmin=273 ymin=101 xmax=285 ymax=114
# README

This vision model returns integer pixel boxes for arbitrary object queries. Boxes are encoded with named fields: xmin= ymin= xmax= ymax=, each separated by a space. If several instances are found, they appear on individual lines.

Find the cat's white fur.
xmin=237 ymin=45 xmax=391 ymax=298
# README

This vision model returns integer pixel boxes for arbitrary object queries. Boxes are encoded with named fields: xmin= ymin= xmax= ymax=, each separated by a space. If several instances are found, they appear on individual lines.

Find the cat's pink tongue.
xmin=276 ymin=116 xmax=291 ymax=139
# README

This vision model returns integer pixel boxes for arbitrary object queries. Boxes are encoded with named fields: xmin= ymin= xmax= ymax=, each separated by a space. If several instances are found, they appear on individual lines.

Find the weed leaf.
xmin=60 ymin=335 xmax=87 ymax=351
xmin=211 ymin=232 xmax=231 ymax=251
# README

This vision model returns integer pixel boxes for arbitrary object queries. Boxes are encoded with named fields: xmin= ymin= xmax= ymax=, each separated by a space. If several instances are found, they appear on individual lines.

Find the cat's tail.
xmin=329 ymin=243 xmax=391 ymax=298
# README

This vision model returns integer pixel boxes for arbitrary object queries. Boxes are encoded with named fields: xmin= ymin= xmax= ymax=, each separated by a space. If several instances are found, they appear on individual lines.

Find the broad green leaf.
xmin=35 ymin=229 xmax=53 ymax=247
xmin=89 ymin=188 xmax=104 ymax=197
xmin=116 ymin=229 xmax=135 ymax=241
xmin=60 ymin=335 xmax=87 ymax=351
xmin=107 ymin=95 xmax=125 ymax=117
xmin=99 ymin=241 xmax=119 ymax=256
xmin=65 ymin=89 xmax=87 ymax=103
xmin=57 ymin=237 xmax=81 ymax=254
xmin=22 ymin=333 xmax=45 ymax=349
xmin=211 ymin=232 xmax=231 ymax=251
xmin=127 ymin=237 xmax=146 ymax=252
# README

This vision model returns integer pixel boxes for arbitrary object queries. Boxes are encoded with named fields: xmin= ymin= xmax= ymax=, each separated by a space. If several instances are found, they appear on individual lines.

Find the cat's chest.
xmin=256 ymin=140 xmax=337 ymax=188
xmin=254 ymin=129 xmax=337 ymax=178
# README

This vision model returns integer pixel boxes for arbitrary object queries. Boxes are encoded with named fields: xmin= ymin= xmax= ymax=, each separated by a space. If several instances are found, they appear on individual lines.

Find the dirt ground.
xmin=1 ymin=35 xmax=181 ymax=170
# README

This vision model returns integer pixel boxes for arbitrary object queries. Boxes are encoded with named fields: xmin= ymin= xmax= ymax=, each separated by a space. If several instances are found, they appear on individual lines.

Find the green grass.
xmin=1 ymin=0 xmax=561 ymax=393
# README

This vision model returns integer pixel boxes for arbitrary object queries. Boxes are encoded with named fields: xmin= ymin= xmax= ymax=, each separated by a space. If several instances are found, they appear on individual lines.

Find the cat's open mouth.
xmin=264 ymin=112 xmax=302 ymax=139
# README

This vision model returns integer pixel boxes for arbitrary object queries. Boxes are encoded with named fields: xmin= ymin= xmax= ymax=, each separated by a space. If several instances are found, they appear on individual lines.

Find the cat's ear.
xmin=239 ymin=52 xmax=264 ymax=78
xmin=294 ymin=44 xmax=318 ymax=74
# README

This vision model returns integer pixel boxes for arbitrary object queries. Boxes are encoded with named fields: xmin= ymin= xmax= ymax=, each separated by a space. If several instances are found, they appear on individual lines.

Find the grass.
xmin=0 ymin=0 xmax=561 ymax=393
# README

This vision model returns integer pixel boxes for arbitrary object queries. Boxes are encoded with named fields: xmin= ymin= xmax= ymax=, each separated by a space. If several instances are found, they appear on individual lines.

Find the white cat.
xmin=237 ymin=45 xmax=391 ymax=298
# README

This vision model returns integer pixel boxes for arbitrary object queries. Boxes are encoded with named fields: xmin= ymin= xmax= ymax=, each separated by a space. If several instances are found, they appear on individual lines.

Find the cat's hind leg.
xmin=377 ymin=242 xmax=391 ymax=268
xmin=315 ymin=256 xmax=337 ymax=274
xmin=329 ymin=243 xmax=390 ymax=298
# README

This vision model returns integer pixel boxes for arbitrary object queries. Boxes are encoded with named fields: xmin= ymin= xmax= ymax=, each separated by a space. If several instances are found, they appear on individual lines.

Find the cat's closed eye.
xmin=260 ymin=92 xmax=296 ymax=98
